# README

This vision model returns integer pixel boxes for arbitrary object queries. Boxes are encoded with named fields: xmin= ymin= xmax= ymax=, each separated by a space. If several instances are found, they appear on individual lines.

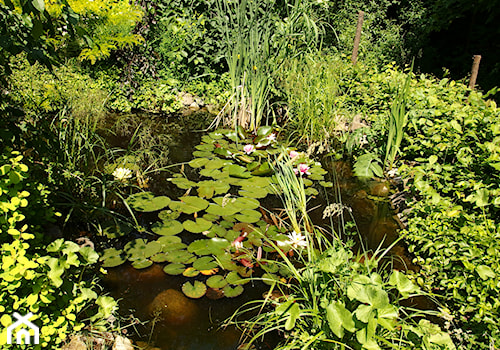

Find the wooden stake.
xmin=468 ymin=55 xmax=481 ymax=89
xmin=351 ymin=11 xmax=364 ymax=65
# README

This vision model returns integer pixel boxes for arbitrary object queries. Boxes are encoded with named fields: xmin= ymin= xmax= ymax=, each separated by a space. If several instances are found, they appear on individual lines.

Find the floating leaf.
xmin=207 ymin=275 xmax=228 ymax=289
xmin=150 ymin=253 xmax=169 ymax=263
xmin=256 ymin=126 xmax=272 ymax=136
xmin=189 ymin=158 xmax=210 ymax=168
xmin=239 ymin=187 xmax=269 ymax=199
xmin=205 ymin=158 xmax=229 ymax=170
xmin=224 ymin=164 xmax=252 ymax=178
xmin=168 ymin=177 xmax=197 ymax=190
xmin=251 ymin=162 xmax=272 ymax=176
xmin=232 ymin=197 xmax=260 ymax=211
xmin=132 ymin=259 xmax=153 ymax=269
xmin=152 ymin=220 xmax=184 ymax=236
xmin=156 ymin=235 xmax=181 ymax=247
xmin=235 ymin=209 xmax=262 ymax=223
xmin=176 ymin=196 xmax=210 ymax=214
xmin=183 ymin=218 xmax=213 ymax=233
xmin=101 ymin=248 xmax=126 ymax=268
xmin=165 ymin=250 xmax=195 ymax=263
xmin=192 ymin=150 xmax=212 ymax=158
xmin=163 ymin=263 xmax=185 ymax=275
xmin=188 ymin=240 xmax=212 ymax=256
xmin=158 ymin=210 xmax=180 ymax=221
xmin=226 ymin=271 xmax=246 ymax=285
xmin=182 ymin=281 xmax=207 ymax=299
xmin=161 ymin=242 xmax=187 ymax=252
xmin=127 ymin=192 xmax=171 ymax=212
xmin=197 ymin=180 xmax=230 ymax=198
xmin=193 ymin=256 xmax=218 ymax=271
xmin=223 ymin=285 xmax=244 ymax=298
xmin=206 ymin=203 xmax=239 ymax=216
xmin=125 ymin=239 xmax=162 ymax=260
xmin=183 ymin=267 xmax=200 ymax=277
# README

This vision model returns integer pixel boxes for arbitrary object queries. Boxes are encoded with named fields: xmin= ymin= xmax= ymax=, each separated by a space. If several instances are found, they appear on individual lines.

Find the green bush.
xmin=0 ymin=151 xmax=117 ymax=348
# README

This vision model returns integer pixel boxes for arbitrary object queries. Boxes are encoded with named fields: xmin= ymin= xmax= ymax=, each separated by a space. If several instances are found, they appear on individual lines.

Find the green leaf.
xmin=207 ymin=275 xmax=228 ymax=289
xmin=389 ymin=270 xmax=420 ymax=298
xmin=222 ymin=284 xmax=244 ymax=298
xmin=225 ymin=164 xmax=252 ymax=178
xmin=151 ymin=220 xmax=184 ymax=236
xmin=284 ymin=303 xmax=300 ymax=330
xmin=101 ymin=248 xmax=126 ymax=268
xmin=127 ymin=192 xmax=171 ymax=212
xmin=189 ymin=158 xmax=209 ymax=168
xmin=257 ymin=126 xmax=272 ymax=136
xmin=182 ymin=281 xmax=207 ymax=299
xmin=176 ymin=196 xmax=210 ymax=214
xmin=183 ymin=218 xmax=213 ymax=233
xmin=476 ymin=265 xmax=496 ymax=279
xmin=326 ymin=301 xmax=355 ymax=338
xmin=163 ymin=263 xmax=185 ymax=275
xmin=32 ymin=0 xmax=45 ymax=12
xmin=193 ymin=256 xmax=218 ymax=270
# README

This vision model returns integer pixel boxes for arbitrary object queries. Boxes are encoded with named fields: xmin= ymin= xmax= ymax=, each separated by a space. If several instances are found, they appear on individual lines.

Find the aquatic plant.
xmin=225 ymin=161 xmax=454 ymax=350
xmin=103 ymin=127 xmax=332 ymax=299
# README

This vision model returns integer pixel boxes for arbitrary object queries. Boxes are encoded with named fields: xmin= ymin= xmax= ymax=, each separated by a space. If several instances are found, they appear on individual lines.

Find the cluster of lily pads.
xmin=100 ymin=127 xmax=332 ymax=299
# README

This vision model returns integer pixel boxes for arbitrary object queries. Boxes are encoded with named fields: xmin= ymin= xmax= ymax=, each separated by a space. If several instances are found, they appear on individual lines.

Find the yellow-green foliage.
xmin=9 ymin=58 xmax=108 ymax=121
xmin=46 ymin=0 xmax=143 ymax=63
xmin=0 ymin=151 xmax=117 ymax=348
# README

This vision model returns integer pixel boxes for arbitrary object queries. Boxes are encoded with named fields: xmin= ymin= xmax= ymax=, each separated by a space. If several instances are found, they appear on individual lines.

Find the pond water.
xmin=100 ymin=112 xmax=416 ymax=350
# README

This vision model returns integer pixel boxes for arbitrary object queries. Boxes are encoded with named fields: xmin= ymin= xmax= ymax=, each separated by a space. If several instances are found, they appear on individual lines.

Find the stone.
xmin=349 ymin=114 xmax=369 ymax=131
xmin=147 ymin=289 xmax=198 ymax=326
xmin=370 ymin=182 xmax=390 ymax=197
xmin=181 ymin=93 xmax=194 ymax=106
xmin=112 ymin=335 xmax=134 ymax=350
xmin=62 ymin=336 xmax=87 ymax=350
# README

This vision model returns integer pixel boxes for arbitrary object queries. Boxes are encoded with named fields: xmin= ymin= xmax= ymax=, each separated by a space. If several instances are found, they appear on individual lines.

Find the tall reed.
xmin=384 ymin=62 xmax=413 ymax=170
xmin=213 ymin=0 xmax=320 ymax=131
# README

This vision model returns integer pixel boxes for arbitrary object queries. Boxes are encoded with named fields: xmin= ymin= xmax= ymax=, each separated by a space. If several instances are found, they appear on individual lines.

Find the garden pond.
xmin=95 ymin=112 xmax=419 ymax=349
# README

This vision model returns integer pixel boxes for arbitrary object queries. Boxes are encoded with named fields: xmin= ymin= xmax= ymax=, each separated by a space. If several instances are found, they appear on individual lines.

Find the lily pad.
xmin=226 ymin=271 xmax=246 ymax=285
xmin=189 ymin=158 xmax=210 ymax=168
xmin=183 ymin=218 xmax=213 ymax=233
xmin=251 ymin=161 xmax=272 ymax=176
xmin=257 ymin=125 xmax=273 ymax=136
xmin=224 ymin=164 xmax=252 ymax=178
xmin=182 ymin=281 xmax=207 ymax=299
xmin=101 ymin=248 xmax=126 ymax=268
xmin=206 ymin=203 xmax=239 ymax=216
xmin=165 ymin=250 xmax=195 ymax=263
xmin=209 ymin=225 xmax=227 ymax=238
xmin=131 ymin=258 xmax=153 ymax=269
xmin=207 ymin=275 xmax=228 ymax=289
xmin=205 ymin=158 xmax=229 ymax=170
xmin=160 ymin=242 xmax=187 ymax=252
xmin=163 ymin=263 xmax=186 ymax=275
xmin=183 ymin=267 xmax=200 ymax=277
xmin=125 ymin=239 xmax=162 ymax=260
xmin=223 ymin=285 xmax=244 ymax=298
xmin=127 ymin=192 xmax=171 ymax=212
xmin=151 ymin=220 xmax=184 ymax=236
xmin=168 ymin=177 xmax=197 ymax=190
xmin=188 ymin=240 xmax=212 ymax=256
xmin=197 ymin=180 xmax=230 ymax=199
xmin=199 ymin=168 xmax=225 ymax=179
xmin=193 ymin=150 xmax=213 ymax=158
xmin=193 ymin=256 xmax=218 ymax=271
xmin=177 ymin=196 xmax=210 ymax=214
xmin=238 ymin=187 xmax=269 ymax=199
xmin=235 ymin=209 xmax=262 ymax=223
xmin=150 ymin=253 xmax=169 ymax=263
xmin=158 ymin=209 xmax=180 ymax=221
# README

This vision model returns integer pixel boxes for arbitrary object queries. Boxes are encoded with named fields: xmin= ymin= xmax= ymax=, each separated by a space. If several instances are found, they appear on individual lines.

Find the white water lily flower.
xmin=286 ymin=231 xmax=308 ymax=249
xmin=112 ymin=167 xmax=133 ymax=181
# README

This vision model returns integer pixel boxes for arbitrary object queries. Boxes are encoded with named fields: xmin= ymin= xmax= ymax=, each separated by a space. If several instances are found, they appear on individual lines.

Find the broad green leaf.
xmin=389 ymin=270 xmax=420 ymax=298
xmin=151 ymin=220 xmax=184 ymax=236
xmin=326 ymin=301 xmax=355 ymax=338
xmin=183 ymin=218 xmax=213 ymax=233
xmin=476 ymin=265 xmax=496 ymax=279
xmin=182 ymin=281 xmax=207 ymax=299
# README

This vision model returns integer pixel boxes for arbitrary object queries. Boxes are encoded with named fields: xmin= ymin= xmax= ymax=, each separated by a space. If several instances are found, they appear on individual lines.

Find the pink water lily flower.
xmin=294 ymin=163 xmax=310 ymax=176
xmin=243 ymin=144 xmax=255 ymax=154
xmin=266 ymin=133 xmax=276 ymax=141
xmin=289 ymin=150 xmax=299 ymax=159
